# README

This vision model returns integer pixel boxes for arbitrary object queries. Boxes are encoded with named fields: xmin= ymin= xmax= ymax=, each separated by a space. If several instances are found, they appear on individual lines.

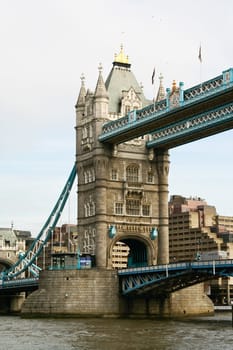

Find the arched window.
xmin=126 ymin=165 xmax=139 ymax=183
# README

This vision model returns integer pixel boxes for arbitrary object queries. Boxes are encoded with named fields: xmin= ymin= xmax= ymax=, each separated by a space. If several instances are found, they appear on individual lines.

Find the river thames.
xmin=0 ymin=312 xmax=232 ymax=350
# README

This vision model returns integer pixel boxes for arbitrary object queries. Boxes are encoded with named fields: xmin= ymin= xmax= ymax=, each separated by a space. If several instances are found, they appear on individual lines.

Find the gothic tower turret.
xmin=75 ymin=47 xmax=169 ymax=269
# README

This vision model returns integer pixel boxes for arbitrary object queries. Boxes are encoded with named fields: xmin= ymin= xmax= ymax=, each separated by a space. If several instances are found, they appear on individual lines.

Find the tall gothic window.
xmin=111 ymin=168 xmax=118 ymax=180
xmin=126 ymin=199 xmax=140 ymax=216
xmin=83 ymin=228 xmax=95 ymax=255
xmin=126 ymin=165 xmax=139 ymax=183
xmin=142 ymin=204 xmax=150 ymax=216
xmin=115 ymin=202 xmax=123 ymax=215
xmin=147 ymin=171 xmax=153 ymax=183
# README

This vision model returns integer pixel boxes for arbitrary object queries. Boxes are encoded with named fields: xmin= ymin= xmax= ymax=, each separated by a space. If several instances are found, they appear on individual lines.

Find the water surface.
xmin=0 ymin=313 xmax=232 ymax=350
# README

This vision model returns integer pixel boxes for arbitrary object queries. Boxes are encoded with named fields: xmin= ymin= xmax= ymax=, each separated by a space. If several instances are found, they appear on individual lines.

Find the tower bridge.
xmin=1 ymin=47 xmax=233 ymax=317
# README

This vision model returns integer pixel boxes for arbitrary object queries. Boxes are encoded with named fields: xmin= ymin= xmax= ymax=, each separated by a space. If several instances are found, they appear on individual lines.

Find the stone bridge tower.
xmin=75 ymin=47 xmax=169 ymax=269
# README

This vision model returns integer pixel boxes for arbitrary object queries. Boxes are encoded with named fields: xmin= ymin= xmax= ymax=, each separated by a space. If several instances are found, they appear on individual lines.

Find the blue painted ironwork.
xmin=118 ymin=259 xmax=233 ymax=296
xmin=147 ymin=101 xmax=233 ymax=149
xmin=0 ymin=164 xmax=77 ymax=282
xmin=0 ymin=277 xmax=39 ymax=294
xmin=99 ymin=68 xmax=233 ymax=144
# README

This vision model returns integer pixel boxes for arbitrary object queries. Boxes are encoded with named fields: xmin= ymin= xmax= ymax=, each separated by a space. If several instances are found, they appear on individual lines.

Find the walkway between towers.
xmin=99 ymin=68 xmax=233 ymax=148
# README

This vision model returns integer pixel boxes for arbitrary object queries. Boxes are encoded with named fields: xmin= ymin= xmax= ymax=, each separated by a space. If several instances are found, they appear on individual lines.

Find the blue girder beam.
xmin=118 ymin=259 xmax=233 ymax=296
xmin=147 ymin=101 xmax=233 ymax=149
xmin=0 ymin=277 xmax=39 ymax=294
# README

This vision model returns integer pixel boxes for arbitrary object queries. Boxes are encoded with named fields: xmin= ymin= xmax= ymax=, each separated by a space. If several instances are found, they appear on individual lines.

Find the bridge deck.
xmin=118 ymin=259 xmax=233 ymax=296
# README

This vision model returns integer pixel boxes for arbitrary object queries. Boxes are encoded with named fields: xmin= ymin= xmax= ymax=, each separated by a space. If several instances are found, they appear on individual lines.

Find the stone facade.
xmin=22 ymin=269 xmax=120 ymax=317
xmin=75 ymin=48 xmax=170 ymax=269
xmin=22 ymin=269 xmax=214 ymax=318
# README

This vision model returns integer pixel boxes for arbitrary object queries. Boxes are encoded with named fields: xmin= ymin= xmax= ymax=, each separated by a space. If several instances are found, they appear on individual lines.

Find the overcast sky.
xmin=0 ymin=0 xmax=233 ymax=236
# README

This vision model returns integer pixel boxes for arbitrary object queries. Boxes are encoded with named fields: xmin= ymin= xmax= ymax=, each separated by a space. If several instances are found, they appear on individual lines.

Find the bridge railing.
xmin=118 ymin=259 xmax=233 ymax=276
xmin=183 ymin=75 xmax=223 ymax=102
xmin=183 ymin=68 xmax=233 ymax=103
xmin=148 ymin=101 xmax=233 ymax=147
xmin=0 ymin=277 xmax=38 ymax=289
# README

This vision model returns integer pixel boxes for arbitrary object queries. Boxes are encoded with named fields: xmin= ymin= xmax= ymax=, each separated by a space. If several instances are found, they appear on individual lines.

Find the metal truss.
xmin=147 ymin=102 xmax=233 ymax=149
xmin=118 ymin=260 xmax=233 ymax=296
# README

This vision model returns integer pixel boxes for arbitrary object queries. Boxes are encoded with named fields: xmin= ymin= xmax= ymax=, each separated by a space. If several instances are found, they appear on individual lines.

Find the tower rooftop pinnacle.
xmin=113 ymin=45 xmax=130 ymax=68
xmin=94 ymin=63 xmax=108 ymax=99
xmin=75 ymin=73 xmax=86 ymax=108
xmin=155 ymin=73 xmax=166 ymax=102
xmin=105 ymin=46 xmax=149 ymax=113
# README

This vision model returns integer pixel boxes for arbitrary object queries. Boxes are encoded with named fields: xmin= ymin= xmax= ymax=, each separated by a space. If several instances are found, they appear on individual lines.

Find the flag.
xmin=152 ymin=67 xmax=155 ymax=84
xmin=198 ymin=45 xmax=202 ymax=63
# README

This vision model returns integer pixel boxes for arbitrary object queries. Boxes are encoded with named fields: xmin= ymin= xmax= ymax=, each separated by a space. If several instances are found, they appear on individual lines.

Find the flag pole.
xmin=198 ymin=44 xmax=203 ymax=93
xmin=152 ymin=67 xmax=155 ymax=107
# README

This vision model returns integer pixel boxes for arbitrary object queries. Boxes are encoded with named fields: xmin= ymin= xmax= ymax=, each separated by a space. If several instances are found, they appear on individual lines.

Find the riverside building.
xmin=169 ymin=195 xmax=233 ymax=304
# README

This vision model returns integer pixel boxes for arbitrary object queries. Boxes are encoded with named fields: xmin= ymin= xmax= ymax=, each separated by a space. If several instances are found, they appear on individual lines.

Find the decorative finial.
xmin=155 ymin=72 xmax=166 ymax=102
xmin=159 ymin=73 xmax=164 ymax=84
xmin=80 ymin=73 xmax=85 ymax=85
xmin=98 ymin=62 xmax=103 ymax=74
xmin=172 ymin=80 xmax=177 ymax=93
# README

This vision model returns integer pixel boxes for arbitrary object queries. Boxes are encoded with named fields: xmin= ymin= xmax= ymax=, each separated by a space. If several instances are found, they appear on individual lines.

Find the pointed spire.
xmin=94 ymin=63 xmax=108 ymax=99
xmin=155 ymin=73 xmax=166 ymax=102
xmin=75 ymin=73 xmax=86 ymax=108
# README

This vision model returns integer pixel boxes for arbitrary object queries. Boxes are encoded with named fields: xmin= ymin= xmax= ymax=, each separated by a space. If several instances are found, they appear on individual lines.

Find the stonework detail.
xmin=75 ymin=48 xmax=169 ymax=268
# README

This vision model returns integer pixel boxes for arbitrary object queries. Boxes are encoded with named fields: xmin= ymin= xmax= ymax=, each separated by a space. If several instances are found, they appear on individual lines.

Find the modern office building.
xmin=169 ymin=195 xmax=233 ymax=304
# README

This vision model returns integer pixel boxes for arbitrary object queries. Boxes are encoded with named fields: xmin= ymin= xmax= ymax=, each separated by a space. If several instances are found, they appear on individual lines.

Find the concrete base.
xmin=21 ymin=269 xmax=214 ymax=318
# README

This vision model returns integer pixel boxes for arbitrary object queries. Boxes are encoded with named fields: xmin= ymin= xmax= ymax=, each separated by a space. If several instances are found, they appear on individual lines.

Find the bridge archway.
xmin=109 ymin=235 xmax=156 ymax=269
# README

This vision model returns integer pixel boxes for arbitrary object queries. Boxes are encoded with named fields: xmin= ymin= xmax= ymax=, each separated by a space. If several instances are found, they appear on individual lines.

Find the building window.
xmin=86 ymin=203 xmax=90 ymax=217
xmin=147 ymin=172 xmax=153 ymax=183
xmin=126 ymin=165 xmax=139 ymax=183
xmin=111 ymin=169 xmax=118 ymax=180
xmin=125 ymin=105 xmax=130 ymax=114
xmin=83 ymin=228 xmax=95 ymax=255
xmin=142 ymin=204 xmax=150 ymax=216
xmin=115 ymin=202 xmax=123 ymax=215
xmin=90 ymin=202 xmax=95 ymax=216
xmin=84 ymin=167 xmax=95 ymax=183
xmin=126 ymin=199 xmax=140 ymax=216
xmin=85 ymin=200 xmax=95 ymax=217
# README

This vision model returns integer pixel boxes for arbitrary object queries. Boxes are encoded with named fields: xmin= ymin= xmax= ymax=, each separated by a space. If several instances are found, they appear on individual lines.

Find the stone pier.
xmin=21 ymin=269 xmax=214 ymax=318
